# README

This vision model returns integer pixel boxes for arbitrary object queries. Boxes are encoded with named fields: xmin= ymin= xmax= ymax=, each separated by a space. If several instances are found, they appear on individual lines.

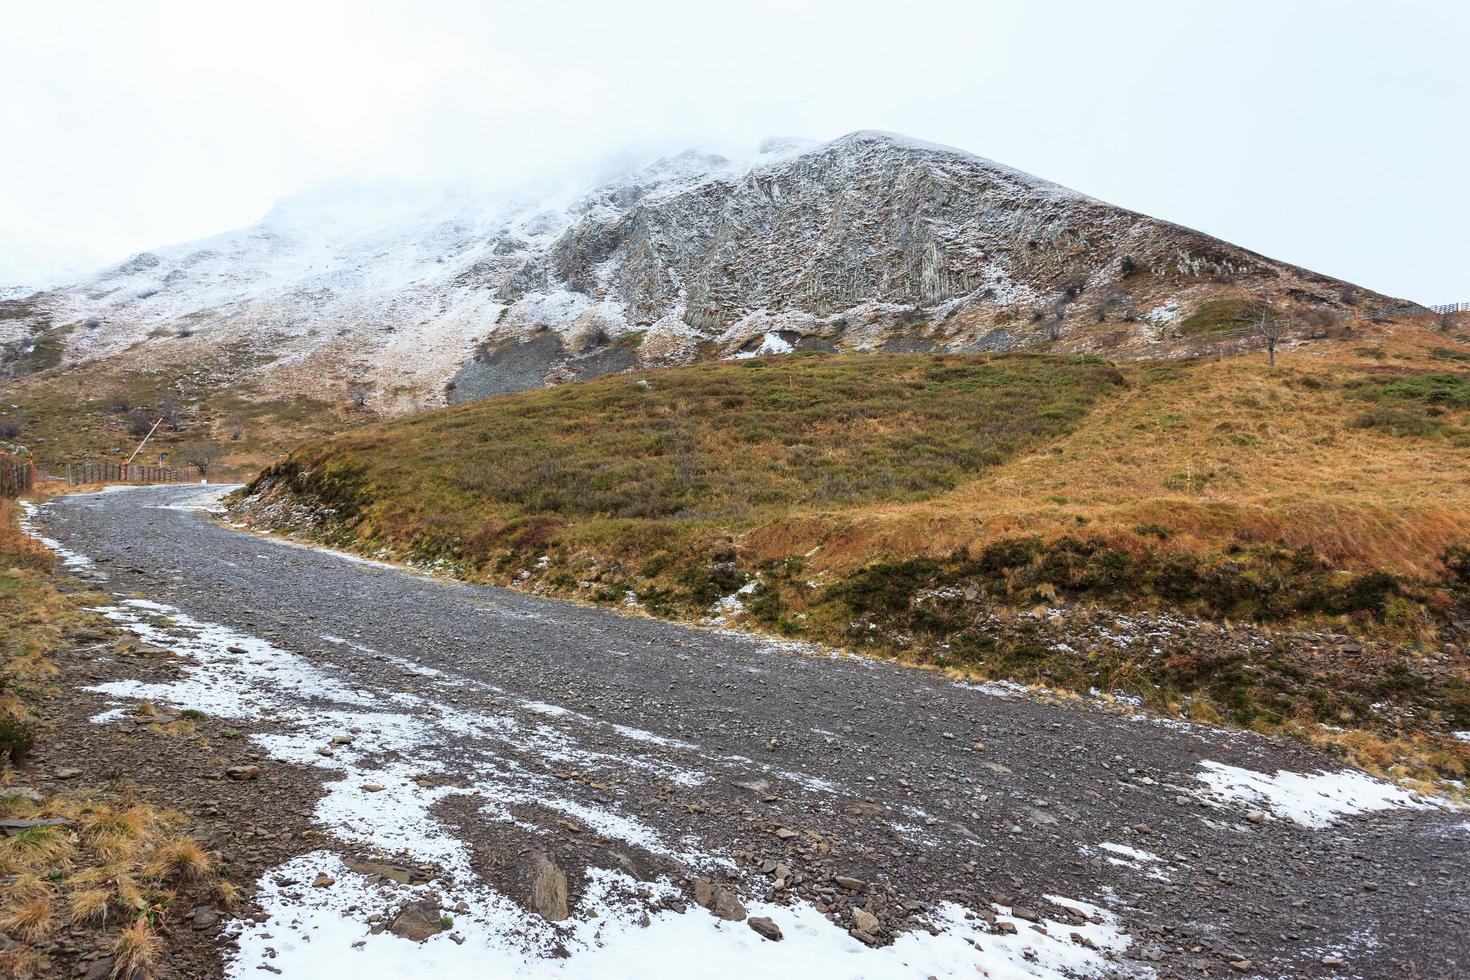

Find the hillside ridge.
xmin=3 ymin=131 xmax=1410 ymax=418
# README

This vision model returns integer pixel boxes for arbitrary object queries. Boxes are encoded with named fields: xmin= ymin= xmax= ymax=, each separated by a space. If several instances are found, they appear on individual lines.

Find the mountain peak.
xmin=4 ymin=130 xmax=1398 ymax=411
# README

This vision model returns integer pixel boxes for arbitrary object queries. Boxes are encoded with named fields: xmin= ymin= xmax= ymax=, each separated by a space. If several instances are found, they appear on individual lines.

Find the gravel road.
xmin=33 ymin=485 xmax=1470 ymax=978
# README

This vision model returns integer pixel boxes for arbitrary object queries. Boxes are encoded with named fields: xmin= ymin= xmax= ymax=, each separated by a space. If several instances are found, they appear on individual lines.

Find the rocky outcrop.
xmin=488 ymin=131 xmax=1396 ymax=369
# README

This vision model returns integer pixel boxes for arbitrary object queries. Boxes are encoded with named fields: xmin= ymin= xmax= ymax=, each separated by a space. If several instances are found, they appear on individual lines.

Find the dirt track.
xmin=29 ymin=485 xmax=1470 ymax=978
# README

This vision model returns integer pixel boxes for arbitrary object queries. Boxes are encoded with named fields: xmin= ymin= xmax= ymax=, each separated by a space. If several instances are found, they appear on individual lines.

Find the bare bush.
xmin=1302 ymin=308 xmax=1343 ymax=339
xmin=179 ymin=441 xmax=223 ymax=476
xmin=1094 ymin=288 xmax=1127 ymax=323
xmin=125 ymin=408 xmax=156 ymax=437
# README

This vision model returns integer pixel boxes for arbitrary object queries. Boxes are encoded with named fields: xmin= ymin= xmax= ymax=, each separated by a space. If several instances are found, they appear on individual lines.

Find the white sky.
xmin=2 ymin=0 xmax=1466 ymax=301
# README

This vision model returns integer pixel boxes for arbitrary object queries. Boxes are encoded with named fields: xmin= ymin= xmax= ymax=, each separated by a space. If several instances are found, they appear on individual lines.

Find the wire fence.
xmin=1430 ymin=302 xmax=1469 ymax=315
xmin=64 ymin=461 xmax=199 ymax=487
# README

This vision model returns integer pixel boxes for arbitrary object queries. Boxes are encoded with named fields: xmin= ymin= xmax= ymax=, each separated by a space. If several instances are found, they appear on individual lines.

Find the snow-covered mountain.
xmin=1 ymin=131 xmax=1400 ymax=409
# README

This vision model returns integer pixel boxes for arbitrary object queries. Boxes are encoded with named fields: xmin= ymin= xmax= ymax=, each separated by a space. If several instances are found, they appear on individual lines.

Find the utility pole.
xmin=125 ymin=417 xmax=164 ymax=478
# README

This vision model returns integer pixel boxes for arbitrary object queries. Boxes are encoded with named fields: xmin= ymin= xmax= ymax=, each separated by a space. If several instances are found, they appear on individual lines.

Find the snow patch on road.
xmin=1192 ymin=761 xmax=1438 ymax=828
xmin=1098 ymin=843 xmax=1162 ymax=864
xmin=235 ymin=850 xmax=1142 ymax=980
xmin=88 ymin=599 xmax=706 ymax=866
xmin=17 ymin=501 xmax=93 ymax=570
xmin=148 ymin=485 xmax=236 ymax=513
xmin=957 ymin=678 xmax=1032 ymax=699
xmin=91 ymin=600 xmax=380 ymax=715
xmin=1083 ymin=843 xmax=1171 ymax=883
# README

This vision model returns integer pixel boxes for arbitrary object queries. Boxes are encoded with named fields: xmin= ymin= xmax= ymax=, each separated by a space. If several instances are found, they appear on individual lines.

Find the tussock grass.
xmin=1 ymin=824 xmax=74 ymax=869
xmin=0 ymin=499 xmax=52 ymax=574
xmin=111 ymin=919 xmax=163 ymax=979
xmin=2 ymin=496 xmax=106 ymax=766
xmin=0 ymin=791 xmax=227 ymax=951
xmin=1 ymin=895 xmax=53 ymax=942
xmin=143 ymin=837 xmax=212 ymax=881
xmin=69 ymin=886 xmax=113 ymax=926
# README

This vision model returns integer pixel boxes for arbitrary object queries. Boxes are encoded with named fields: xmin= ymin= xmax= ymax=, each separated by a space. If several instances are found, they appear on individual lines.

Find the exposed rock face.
xmin=487 ymin=131 xmax=1400 ymax=371
xmin=2 ymin=131 xmax=1407 ymax=410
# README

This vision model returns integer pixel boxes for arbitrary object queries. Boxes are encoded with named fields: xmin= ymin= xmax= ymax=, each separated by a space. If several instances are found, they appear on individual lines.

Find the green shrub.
xmin=1177 ymin=299 xmax=1257 ymax=336
xmin=0 ymin=715 xmax=35 ymax=761
xmin=1367 ymin=373 xmax=1470 ymax=408
xmin=1429 ymin=347 xmax=1470 ymax=363
xmin=1352 ymin=406 xmax=1441 ymax=438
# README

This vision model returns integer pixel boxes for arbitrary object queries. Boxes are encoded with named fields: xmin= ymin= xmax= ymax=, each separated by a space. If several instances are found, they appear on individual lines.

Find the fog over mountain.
xmin=2 ymin=1 xmax=1466 ymax=303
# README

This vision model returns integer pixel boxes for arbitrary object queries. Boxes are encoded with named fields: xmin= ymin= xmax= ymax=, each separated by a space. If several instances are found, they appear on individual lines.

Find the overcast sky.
xmin=2 ymin=0 xmax=1466 ymax=301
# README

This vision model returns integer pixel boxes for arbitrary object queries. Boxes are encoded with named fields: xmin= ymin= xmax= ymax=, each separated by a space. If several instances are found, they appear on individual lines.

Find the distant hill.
xmin=2 ymin=131 xmax=1409 ymax=415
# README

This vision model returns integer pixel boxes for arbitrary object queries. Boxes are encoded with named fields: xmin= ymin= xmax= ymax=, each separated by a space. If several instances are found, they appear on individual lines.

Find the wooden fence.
xmin=1 ymin=456 xmax=35 ymax=498
xmin=1430 ymin=302 xmax=1469 ymax=315
xmin=64 ymin=462 xmax=199 ymax=487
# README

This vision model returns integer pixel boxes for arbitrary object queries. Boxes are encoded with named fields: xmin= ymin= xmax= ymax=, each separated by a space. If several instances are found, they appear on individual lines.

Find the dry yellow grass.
xmin=0 ymin=498 xmax=52 ymax=574
xmin=743 ymin=324 xmax=1470 ymax=579
xmin=1303 ymin=726 xmax=1470 ymax=797
xmin=143 ymin=837 xmax=212 ymax=882
xmin=69 ymin=887 xmax=114 ymax=926
xmin=110 ymin=920 xmax=163 ymax=979
xmin=0 ymin=895 xmax=53 ymax=942
xmin=0 ymin=792 xmax=226 ymax=952
xmin=4 ymin=346 xmax=371 ymax=479
xmin=2 ymin=495 xmax=92 ymax=734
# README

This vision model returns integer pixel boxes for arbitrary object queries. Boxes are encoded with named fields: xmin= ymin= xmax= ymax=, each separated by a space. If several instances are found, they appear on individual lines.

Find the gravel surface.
xmin=33 ymin=485 xmax=1470 ymax=978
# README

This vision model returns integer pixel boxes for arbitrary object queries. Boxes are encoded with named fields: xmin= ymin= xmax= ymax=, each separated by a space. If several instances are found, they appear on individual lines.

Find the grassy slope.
xmin=249 ymin=351 xmax=1125 ymax=579
xmin=249 ymin=332 xmax=1470 ymax=587
xmin=299 ymin=351 xmax=1118 ymax=513
xmin=800 ymin=333 xmax=1470 ymax=580
xmin=0 ymin=344 xmax=367 ymax=481
xmin=241 ymin=327 xmax=1470 ymax=783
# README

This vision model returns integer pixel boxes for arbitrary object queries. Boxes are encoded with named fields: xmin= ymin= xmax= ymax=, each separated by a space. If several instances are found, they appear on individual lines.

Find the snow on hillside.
xmin=6 ymin=131 xmax=1387 ymax=409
